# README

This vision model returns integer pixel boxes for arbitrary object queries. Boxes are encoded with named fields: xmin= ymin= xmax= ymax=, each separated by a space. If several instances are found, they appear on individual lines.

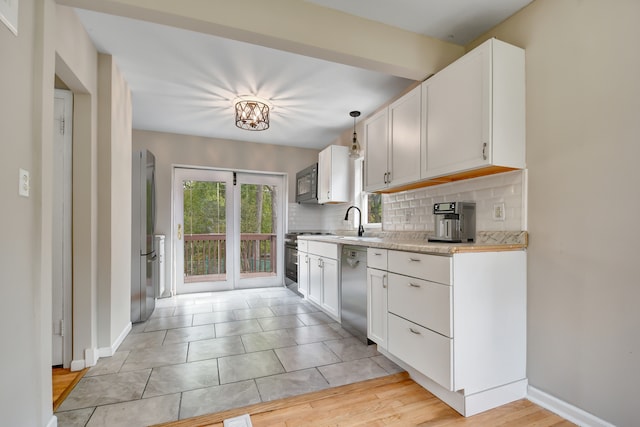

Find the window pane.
xmin=368 ymin=193 xmax=382 ymax=223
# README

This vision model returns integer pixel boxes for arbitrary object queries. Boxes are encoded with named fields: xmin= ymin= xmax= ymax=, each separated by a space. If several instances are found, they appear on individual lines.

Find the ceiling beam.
xmin=57 ymin=0 xmax=464 ymax=81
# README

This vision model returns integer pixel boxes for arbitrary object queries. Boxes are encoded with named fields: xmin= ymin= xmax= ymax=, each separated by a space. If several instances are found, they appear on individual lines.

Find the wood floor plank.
xmin=151 ymin=372 xmax=575 ymax=427
xmin=52 ymin=367 xmax=89 ymax=411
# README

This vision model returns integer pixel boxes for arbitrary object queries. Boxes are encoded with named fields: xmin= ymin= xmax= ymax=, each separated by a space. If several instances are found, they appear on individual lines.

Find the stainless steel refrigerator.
xmin=131 ymin=150 xmax=157 ymax=323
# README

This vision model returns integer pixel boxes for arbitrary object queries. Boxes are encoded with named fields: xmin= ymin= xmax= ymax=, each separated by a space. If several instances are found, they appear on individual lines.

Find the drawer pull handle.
xmin=373 ymin=252 xmax=383 ymax=256
xmin=408 ymin=258 xmax=421 ymax=262
xmin=409 ymin=328 xmax=421 ymax=335
xmin=408 ymin=283 xmax=421 ymax=288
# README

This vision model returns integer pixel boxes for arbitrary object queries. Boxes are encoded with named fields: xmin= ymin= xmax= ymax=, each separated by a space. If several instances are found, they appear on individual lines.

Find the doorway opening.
xmin=173 ymin=167 xmax=285 ymax=294
xmin=52 ymin=88 xmax=73 ymax=369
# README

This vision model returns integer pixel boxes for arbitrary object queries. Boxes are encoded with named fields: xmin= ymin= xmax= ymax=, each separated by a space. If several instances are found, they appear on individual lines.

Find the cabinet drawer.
xmin=308 ymin=241 xmax=338 ymax=259
xmin=367 ymin=248 xmax=388 ymax=270
xmin=298 ymin=239 xmax=308 ymax=253
xmin=388 ymin=314 xmax=453 ymax=390
xmin=388 ymin=250 xmax=451 ymax=285
xmin=388 ymin=273 xmax=452 ymax=337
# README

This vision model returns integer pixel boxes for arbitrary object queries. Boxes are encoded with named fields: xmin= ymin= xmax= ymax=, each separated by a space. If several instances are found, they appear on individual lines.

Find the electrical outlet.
xmin=19 ymin=168 xmax=30 ymax=197
xmin=493 ymin=203 xmax=505 ymax=221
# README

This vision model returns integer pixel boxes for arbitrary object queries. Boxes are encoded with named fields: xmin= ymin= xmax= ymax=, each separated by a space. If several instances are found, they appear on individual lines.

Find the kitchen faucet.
xmin=344 ymin=206 xmax=365 ymax=237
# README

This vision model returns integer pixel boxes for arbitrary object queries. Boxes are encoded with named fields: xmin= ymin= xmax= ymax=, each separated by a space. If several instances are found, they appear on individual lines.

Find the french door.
xmin=173 ymin=167 xmax=284 ymax=294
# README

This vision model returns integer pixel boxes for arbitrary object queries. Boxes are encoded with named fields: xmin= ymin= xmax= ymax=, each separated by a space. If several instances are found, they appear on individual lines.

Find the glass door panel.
xmin=235 ymin=173 xmax=283 ymax=288
xmin=174 ymin=169 xmax=234 ymax=293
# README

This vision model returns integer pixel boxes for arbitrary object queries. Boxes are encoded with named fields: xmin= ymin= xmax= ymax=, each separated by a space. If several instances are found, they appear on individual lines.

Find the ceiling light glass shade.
xmin=235 ymin=99 xmax=270 ymax=131
xmin=349 ymin=110 xmax=361 ymax=158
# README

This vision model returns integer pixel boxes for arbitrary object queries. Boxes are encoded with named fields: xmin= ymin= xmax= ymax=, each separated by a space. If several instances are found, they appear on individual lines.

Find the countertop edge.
xmin=297 ymin=235 xmax=527 ymax=255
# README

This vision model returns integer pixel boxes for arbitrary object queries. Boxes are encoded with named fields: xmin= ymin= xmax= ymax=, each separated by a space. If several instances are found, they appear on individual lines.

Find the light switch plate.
xmin=19 ymin=168 xmax=30 ymax=197
xmin=493 ymin=202 xmax=505 ymax=221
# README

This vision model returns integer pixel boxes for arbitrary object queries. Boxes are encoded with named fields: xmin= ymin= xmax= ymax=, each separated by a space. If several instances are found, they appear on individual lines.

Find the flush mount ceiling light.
xmin=234 ymin=96 xmax=271 ymax=131
xmin=349 ymin=110 xmax=361 ymax=158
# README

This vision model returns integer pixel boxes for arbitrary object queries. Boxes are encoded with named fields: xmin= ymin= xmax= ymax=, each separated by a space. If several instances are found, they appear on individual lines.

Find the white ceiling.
xmin=74 ymin=0 xmax=532 ymax=150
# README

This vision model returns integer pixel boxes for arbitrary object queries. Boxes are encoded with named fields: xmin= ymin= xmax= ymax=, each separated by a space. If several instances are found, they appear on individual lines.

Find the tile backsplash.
xmin=383 ymin=170 xmax=525 ymax=232
xmin=288 ymin=170 xmax=526 ymax=233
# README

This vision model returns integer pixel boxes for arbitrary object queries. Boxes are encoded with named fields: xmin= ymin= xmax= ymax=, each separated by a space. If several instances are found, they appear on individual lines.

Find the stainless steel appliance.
xmin=428 ymin=201 xmax=476 ymax=243
xmin=295 ymin=163 xmax=318 ymax=204
xmin=341 ymin=245 xmax=370 ymax=344
xmin=131 ymin=150 xmax=157 ymax=323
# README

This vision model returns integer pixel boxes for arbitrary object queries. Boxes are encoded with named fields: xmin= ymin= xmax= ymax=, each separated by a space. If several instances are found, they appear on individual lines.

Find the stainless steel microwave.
xmin=296 ymin=163 xmax=318 ymax=204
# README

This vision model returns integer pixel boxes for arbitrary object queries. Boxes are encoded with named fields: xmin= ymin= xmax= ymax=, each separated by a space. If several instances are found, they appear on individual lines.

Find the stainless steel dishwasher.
xmin=341 ymin=245 xmax=369 ymax=344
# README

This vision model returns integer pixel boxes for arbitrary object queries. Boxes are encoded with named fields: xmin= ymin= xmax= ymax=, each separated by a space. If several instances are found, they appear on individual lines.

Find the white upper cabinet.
xmin=422 ymin=38 xmax=525 ymax=179
xmin=318 ymin=145 xmax=349 ymax=204
xmin=364 ymin=85 xmax=423 ymax=192
xmin=389 ymin=86 xmax=423 ymax=187
xmin=364 ymin=108 xmax=389 ymax=192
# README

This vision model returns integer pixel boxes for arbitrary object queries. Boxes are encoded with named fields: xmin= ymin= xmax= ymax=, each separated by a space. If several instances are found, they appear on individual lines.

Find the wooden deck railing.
xmin=184 ymin=233 xmax=276 ymax=281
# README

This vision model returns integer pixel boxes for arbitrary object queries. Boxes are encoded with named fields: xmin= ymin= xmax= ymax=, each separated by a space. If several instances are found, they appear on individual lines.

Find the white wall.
xmin=469 ymin=1 xmax=640 ymax=425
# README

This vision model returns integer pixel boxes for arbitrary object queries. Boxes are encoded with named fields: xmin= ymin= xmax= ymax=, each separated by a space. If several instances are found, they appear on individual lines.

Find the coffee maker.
xmin=428 ymin=202 xmax=476 ymax=243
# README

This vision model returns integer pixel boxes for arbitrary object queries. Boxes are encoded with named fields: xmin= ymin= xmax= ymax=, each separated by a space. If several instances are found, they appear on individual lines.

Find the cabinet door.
xmin=389 ymin=85 xmax=422 ymax=187
xmin=318 ymin=147 xmax=332 ymax=204
xmin=388 ymin=314 xmax=453 ymax=390
xmin=320 ymin=257 xmax=340 ymax=319
xmin=364 ymin=108 xmax=389 ymax=192
xmin=424 ymin=44 xmax=490 ymax=178
xmin=308 ymin=255 xmax=322 ymax=306
xmin=297 ymin=252 xmax=309 ymax=297
xmin=367 ymin=268 xmax=387 ymax=349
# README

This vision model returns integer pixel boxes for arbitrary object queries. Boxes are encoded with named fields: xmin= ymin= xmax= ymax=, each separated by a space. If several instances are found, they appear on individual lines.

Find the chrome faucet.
xmin=344 ymin=206 xmax=365 ymax=237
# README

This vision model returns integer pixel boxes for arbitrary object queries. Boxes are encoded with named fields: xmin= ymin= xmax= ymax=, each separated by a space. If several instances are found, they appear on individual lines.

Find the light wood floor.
xmin=153 ymin=372 xmax=575 ymax=427
xmin=52 ymin=367 xmax=88 ymax=411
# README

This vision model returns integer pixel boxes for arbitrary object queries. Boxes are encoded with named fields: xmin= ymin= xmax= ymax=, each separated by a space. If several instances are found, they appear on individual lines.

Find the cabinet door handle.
xmin=383 ymin=274 xmax=387 ymax=289
xmin=408 ymin=282 xmax=421 ymax=288
xmin=327 ymin=191 xmax=330 ymax=199
xmin=387 ymin=171 xmax=391 ymax=183
xmin=409 ymin=328 xmax=421 ymax=335
xmin=408 ymin=258 xmax=420 ymax=262
xmin=482 ymin=142 xmax=488 ymax=160
xmin=383 ymin=172 xmax=387 ymax=184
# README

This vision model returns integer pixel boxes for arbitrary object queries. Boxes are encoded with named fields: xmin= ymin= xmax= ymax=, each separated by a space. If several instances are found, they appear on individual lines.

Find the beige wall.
xmin=133 ymin=129 xmax=319 ymax=291
xmin=55 ymin=4 xmax=101 ymax=367
xmin=0 ymin=0 xmax=51 ymax=424
xmin=469 ymin=1 xmax=640 ymax=425
xmin=97 ymin=54 xmax=133 ymax=348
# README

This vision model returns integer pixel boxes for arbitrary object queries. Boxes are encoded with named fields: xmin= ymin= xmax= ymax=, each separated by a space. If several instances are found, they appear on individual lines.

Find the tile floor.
xmin=55 ymin=286 xmax=403 ymax=427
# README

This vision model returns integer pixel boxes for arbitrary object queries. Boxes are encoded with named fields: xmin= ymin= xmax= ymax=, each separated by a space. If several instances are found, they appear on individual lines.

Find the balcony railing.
xmin=184 ymin=233 xmax=277 ymax=282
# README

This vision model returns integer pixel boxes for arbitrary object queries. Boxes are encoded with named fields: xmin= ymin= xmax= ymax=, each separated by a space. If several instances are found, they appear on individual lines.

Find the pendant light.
xmin=349 ymin=110 xmax=361 ymax=158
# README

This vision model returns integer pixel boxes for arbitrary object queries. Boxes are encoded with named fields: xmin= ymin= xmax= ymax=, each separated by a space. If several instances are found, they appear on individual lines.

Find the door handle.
xmin=383 ymin=274 xmax=387 ymax=289
xmin=177 ymin=224 xmax=182 ymax=240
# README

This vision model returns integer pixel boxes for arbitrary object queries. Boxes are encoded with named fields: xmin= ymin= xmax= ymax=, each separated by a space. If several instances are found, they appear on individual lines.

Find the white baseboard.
xmin=85 ymin=347 xmax=99 ymax=367
xmin=46 ymin=414 xmax=57 ymax=427
xmin=70 ymin=359 xmax=85 ymax=371
xmin=98 ymin=322 xmax=132 ymax=358
xmin=527 ymin=385 xmax=614 ymax=427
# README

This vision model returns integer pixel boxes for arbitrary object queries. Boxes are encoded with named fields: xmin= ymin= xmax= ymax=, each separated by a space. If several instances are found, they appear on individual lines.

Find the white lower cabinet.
xmin=305 ymin=241 xmax=340 ymax=321
xmin=366 ymin=267 xmax=387 ymax=349
xmin=388 ymin=313 xmax=452 ymax=390
xmin=369 ymin=248 xmax=527 ymax=416
xmin=297 ymin=251 xmax=309 ymax=297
